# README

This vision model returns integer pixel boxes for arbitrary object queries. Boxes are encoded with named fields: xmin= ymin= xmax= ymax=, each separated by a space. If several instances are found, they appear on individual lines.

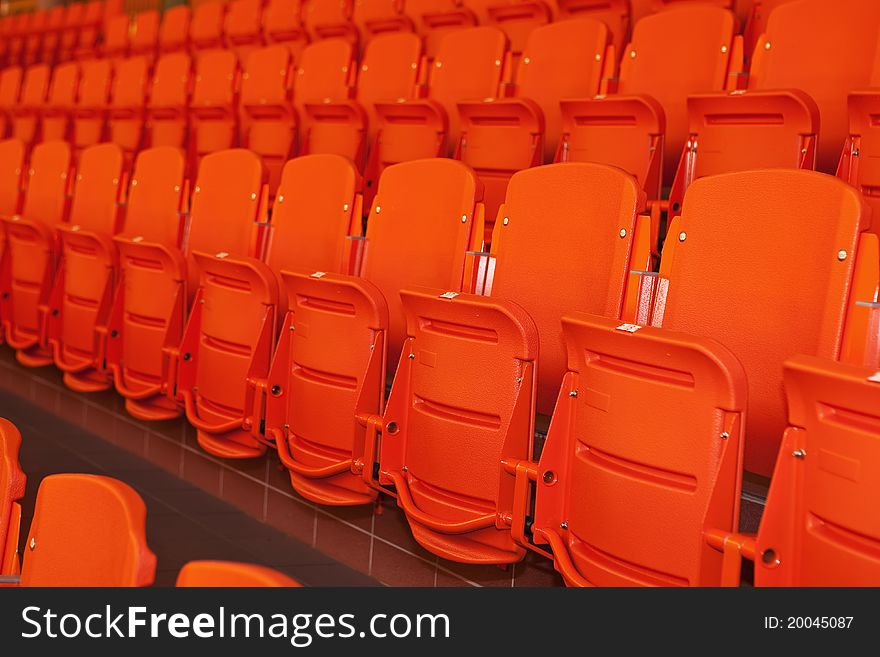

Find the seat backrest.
xmin=294 ymin=38 xmax=355 ymax=104
xmin=19 ymin=64 xmax=50 ymax=110
xmin=226 ymin=0 xmax=265 ymax=51
xmin=620 ymin=4 xmax=736 ymax=181
xmin=304 ymin=0 xmax=354 ymax=36
xmin=517 ymin=18 xmax=610 ymax=161
xmin=77 ymin=58 xmax=113 ymax=110
xmin=22 ymin=140 xmax=71 ymax=227
xmin=554 ymin=0 xmax=630 ymax=52
xmin=69 ymin=142 xmax=124 ymax=235
xmin=47 ymin=60 xmax=80 ymax=109
xmin=187 ymin=149 xmax=265 ymax=258
xmin=265 ymin=154 xmax=360 ymax=275
xmin=362 ymin=158 xmax=482 ymax=366
xmin=111 ymin=55 xmax=148 ymax=113
xmin=429 ymin=26 xmax=508 ymax=146
xmin=0 ymin=138 xmax=25 ymax=218
xmin=0 ymin=418 xmax=26 ymax=575
xmin=490 ymin=163 xmax=646 ymax=414
xmin=241 ymin=45 xmax=294 ymax=112
xmin=754 ymin=355 xmax=880 ymax=585
xmin=0 ymin=66 xmax=23 ymax=112
xmin=20 ymin=474 xmax=156 ymax=586
xmin=356 ymin=32 xmax=421 ymax=140
xmin=191 ymin=0 xmax=227 ymax=50
xmin=103 ymin=13 xmax=131 ymax=57
xmin=149 ymin=51 xmax=192 ymax=110
xmin=656 ymin=169 xmax=871 ymax=476
xmin=123 ymin=146 xmax=187 ymax=247
xmin=192 ymin=49 xmax=239 ymax=112
xmin=264 ymin=0 xmax=306 ymax=46
xmin=176 ymin=561 xmax=301 ymax=586
xmin=159 ymin=5 xmax=191 ymax=52
xmin=748 ymin=0 xmax=880 ymax=171
xmin=130 ymin=9 xmax=160 ymax=55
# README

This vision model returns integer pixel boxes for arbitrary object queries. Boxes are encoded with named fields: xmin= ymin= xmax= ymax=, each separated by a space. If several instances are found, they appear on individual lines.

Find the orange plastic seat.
xmin=72 ymin=58 xmax=113 ymax=156
xmin=147 ymin=52 xmax=192 ymax=153
xmin=263 ymin=0 xmax=309 ymax=61
xmin=191 ymin=0 xmax=228 ymax=52
xmin=715 ymin=356 xmax=880 ymax=586
xmin=294 ymin=38 xmax=357 ymax=153
xmin=159 ymin=5 xmax=192 ymax=53
xmin=47 ymin=143 xmax=126 ymax=392
xmin=669 ymin=0 xmax=880 ymax=214
xmin=226 ymin=0 xmax=266 ymax=64
xmin=0 ymin=66 xmax=22 ymax=139
xmin=38 ymin=6 xmax=66 ymax=66
xmin=109 ymin=56 xmax=149 ymax=168
xmin=559 ymin=5 xmax=739 ymax=201
xmin=301 ymin=32 xmax=422 ymax=171
xmin=58 ymin=2 xmax=86 ymax=63
xmin=106 ymin=147 xmax=189 ymax=421
xmin=164 ymin=149 xmax=268 ymax=451
xmin=265 ymin=158 xmax=483 ymax=505
xmin=19 ymin=474 xmax=156 ymax=587
xmin=359 ymin=163 xmax=650 ymax=563
xmin=0 ymin=418 xmax=25 ymax=577
xmin=554 ymin=0 xmax=630 ymax=53
xmin=22 ymin=9 xmax=49 ymax=67
xmin=103 ymin=13 xmax=132 ymax=60
xmin=130 ymin=9 xmax=160 ymax=59
xmin=182 ymin=154 xmax=361 ymax=458
xmin=240 ymin=45 xmax=296 ymax=196
xmin=455 ymin=18 xmax=612 ymax=225
xmin=304 ymin=0 xmax=359 ymax=47
xmin=42 ymin=61 xmax=80 ymax=143
xmin=352 ymin=0 xmax=413 ymax=45
xmin=177 ymin=561 xmax=302 ymax=586
xmin=5 ymin=14 xmax=29 ymax=68
xmin=0 ymin=138 xmax=25 ymax=224
xmin=75 ymin=0 xmax=109 ymax=60
xmin=366 ymin=27 xmax=509 ymax=203
xmin=0 ymin=141 xmax=72 ymax=367
xmin=191 ymin=49 xmax=241 ymax=170
xmin=11 ymin=64 xmax=50 ymax=148
xmin=463 ymin=0 xmax=551 ymax=55
xmin=403 ymin=0 xmax=477 ymax=58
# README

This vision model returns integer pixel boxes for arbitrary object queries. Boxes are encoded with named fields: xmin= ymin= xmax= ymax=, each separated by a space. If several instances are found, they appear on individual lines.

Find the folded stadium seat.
xmin=58 ymin=3 xmax=87 ymax=63
xmin=177 ymin=561 xmax=302 ymax=586
xmin=0 ymin=141 xmax=72 ymax=367
xmin=365 ymin=26 xmax=509 ymax=209
xmin=304 ymin=0 xmax=360 ymax=48
xmin=265 ymin=158 xmax=482 ymax=505
xmin=5 ymin=14 xmax=29 ymax=68
xmin=103 ymin=13 xmax=132 ymax=61
xmin=742 ymin=0 xmax=794 ymax=61
xmin=0 ymin=418 xmax=26 ymax=577
xmin=292 ymin=38 xmax=357 ymax=156
xmin=191 ymin=0 xmax=228 ymax=53
xmin=225 ymin=0 xmax=267 ymax=65
xmin=558 ymin=4 xmax=739 ymax=216
xmin=22 ymin=9 xmax=49 ymax=67
xmin=300 ymin=32 xmax=422 ymax=173
xmin=240 ymin=45 xmax=297 ymax=197
xmin=668 ymin=0 xmax=880 ymax=217
xmin=47 ymin=143 xmax=127 ymax=392
xmin=129 ymin=9 xmax=160 ymax=60
xmin=71 ymin=59 xmax=114 ymax=158
xmin=505 ymin=168 xmax=879 ymax=586
xmin=105 ymin=147 xmax=189 ymax=421
xmin=147 ymin=52 xmax=193 ymax=154
xmin=159 ymin=4 xmax=192 ymax=53
xmin=455 ymin=18 xmax=612 ymax=229
xmin=41 ymin=61 xmax=81 ymax=143
xmin=180 ymin=154 xmax=361 ymax=458
xmin=403 ymin=0 xmax=477 ymax=58
xmin=352 ymin=0 xmax=414 ymax=46
xmin=0 ymin=139 xmax=26 ymax=281
xmin=10 ymin=65 xmax=49 ymax=149
xmin=355 ymin=163 xmax=651 ymax=561
xmin=0 ymin=66 xmax=23 ymax=139
xmin=0 ymin=17 xmax=10 ymax=68
xmin=190 ymin=49 xmax=241 ymax=171
xmin=74 ymin=0 xmax=110 ymax=61
xmin=109 ymin=56 xmax=150 ymax=169
xmin=17 ymin=474 xmax=156 ymax=587
xmin=263 ymin=0 xmax=310 ymax=60
xmin=710 ymin=356 xmax=880 ymax=586
xmin=462 ymin=0 xmax=552 ymax=57
xmin=554 ymin=0 xmax=630 ymax=53
xmin=38 ymin=6 xmax=67 ymax=67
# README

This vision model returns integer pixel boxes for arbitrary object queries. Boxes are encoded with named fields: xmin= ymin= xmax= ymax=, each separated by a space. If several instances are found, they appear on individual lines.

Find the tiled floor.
xmin=1 ymin=387 xmax=379 ymax=587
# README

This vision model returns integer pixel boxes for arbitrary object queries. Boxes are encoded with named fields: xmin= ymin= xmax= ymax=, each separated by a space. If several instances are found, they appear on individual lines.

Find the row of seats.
xmin=0 ymin=130 xmax=877 ymax=584
xmin=0 ymin=0 xmax=786 ymax=70
xmin=0 ymin=416 xmax=299 ymax=586
xmin=2 ymin=0 xmax=879 ymax=240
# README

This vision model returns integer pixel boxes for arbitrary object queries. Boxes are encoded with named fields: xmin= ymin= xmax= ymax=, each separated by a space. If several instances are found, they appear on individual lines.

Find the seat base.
xmin=63 ymin=369 xmax=111 ymax=393
xmin=15 ymin=346 xmax=53 ymax=368
xmin=197 ymin=429 xmax=267 ymax=459
xmin=289 ymin=470 xmax=376 ymax=507
xmin=125 ymin=396 xmax=182 ymax=422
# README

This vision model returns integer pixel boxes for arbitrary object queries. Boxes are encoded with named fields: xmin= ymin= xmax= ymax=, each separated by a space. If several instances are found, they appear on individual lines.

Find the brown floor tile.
xmin=221 ymin=466 xmax=267 ymax=520
xmin=371 ymin=540 xmax=437 ymax=587
xmin=146 ymin=434 xmax=183 ymax=476
xmin=181 ymin=449 xmax=223 ymax=495
xmin=265 ymin=488 xmax=317 ymax=547
xmin=315 ymin=511 xmax=372 ymax=573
